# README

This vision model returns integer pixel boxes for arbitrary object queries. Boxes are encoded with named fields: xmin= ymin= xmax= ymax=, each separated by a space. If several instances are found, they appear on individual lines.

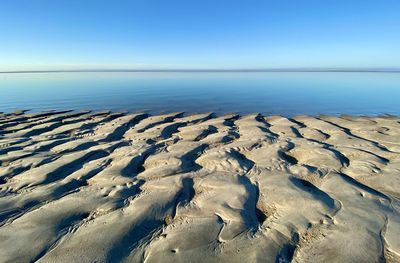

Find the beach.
xmin=0 ymin=110 xmax=399 ymax=262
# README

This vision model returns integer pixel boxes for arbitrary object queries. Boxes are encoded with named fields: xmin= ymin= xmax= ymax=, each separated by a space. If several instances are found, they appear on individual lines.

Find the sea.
xmin=1 ymin=72 xmax=399 ymax=116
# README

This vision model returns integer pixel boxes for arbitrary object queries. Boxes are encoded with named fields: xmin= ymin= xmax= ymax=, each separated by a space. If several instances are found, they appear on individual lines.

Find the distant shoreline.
xmin=1 ymin=68 xmax=400 ymax=74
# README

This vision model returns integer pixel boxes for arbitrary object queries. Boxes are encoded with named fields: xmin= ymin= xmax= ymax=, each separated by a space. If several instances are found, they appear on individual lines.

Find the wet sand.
xmin=0 ymin=110 xmax=399 ymax=262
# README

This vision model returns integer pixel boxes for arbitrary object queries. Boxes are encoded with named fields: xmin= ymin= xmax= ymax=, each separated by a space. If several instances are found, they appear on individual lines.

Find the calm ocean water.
xmin=0 ymin=72 xmax=399 ymax=116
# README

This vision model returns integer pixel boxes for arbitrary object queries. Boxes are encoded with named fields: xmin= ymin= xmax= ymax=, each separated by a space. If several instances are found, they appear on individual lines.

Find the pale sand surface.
xmin=0 ymin=110 xmax=399 ymax=262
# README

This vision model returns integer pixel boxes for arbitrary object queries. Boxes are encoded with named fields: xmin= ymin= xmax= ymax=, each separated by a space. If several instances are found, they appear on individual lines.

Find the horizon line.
xmin=1 ymin=68 xmax=400 ymax=74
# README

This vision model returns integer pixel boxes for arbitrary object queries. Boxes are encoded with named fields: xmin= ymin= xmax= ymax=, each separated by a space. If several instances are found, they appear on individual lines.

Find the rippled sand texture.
xmin=0 ymin=110 xmax=399 ymax=263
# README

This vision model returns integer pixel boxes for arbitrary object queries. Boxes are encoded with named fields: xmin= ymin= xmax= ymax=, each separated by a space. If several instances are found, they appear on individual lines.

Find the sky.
xmin=0 ymin=0 xmax=399 ymax=70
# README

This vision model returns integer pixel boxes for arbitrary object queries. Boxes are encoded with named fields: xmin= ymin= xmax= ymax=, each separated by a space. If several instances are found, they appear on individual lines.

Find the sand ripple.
xmin=0 ymin=110 xmax=399 ymax=262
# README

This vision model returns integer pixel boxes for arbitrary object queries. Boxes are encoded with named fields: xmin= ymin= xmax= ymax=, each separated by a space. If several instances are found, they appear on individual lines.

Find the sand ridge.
xmin=0 ymin=110 xmax=399 ymax=262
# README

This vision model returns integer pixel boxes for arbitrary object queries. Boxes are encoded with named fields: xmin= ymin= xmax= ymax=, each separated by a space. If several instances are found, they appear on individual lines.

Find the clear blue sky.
xmin=1 ymin=0 xmax=399 ymax=70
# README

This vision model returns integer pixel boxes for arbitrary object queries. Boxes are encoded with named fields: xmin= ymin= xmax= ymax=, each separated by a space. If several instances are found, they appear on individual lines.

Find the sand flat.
xmin=0 ymin=111 xmax=399 ymax=263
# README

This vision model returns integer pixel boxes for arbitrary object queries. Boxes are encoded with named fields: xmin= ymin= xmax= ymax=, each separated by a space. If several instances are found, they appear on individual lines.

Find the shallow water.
xmin=0 ymin=72 xmax=399 ymax=116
